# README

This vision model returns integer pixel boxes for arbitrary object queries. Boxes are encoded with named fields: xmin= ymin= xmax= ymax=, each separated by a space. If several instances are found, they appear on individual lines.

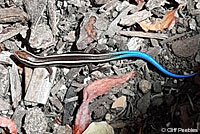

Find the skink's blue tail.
xmin=112 ymin=51 xmax=196 ymax=78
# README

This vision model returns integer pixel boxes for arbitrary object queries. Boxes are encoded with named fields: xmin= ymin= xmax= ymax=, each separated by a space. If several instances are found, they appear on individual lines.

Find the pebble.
xmin=177 ymin=26 xmax=187 ymax=33
xmin=126 ymin=37 xmax=145 ymax=50
xmin=105 ymin=113 xmax=112 ymax=122
xmin=107 ymin=39 xmax=116 ymax=47
xmin=53 ymin=125 xmax=72 ymax=134
xmin=24 ymin=108 xmax=47 ymax=134
xmin=63 ymin=31 xmax=76 ymax=42
xmin=153 ymin=82 xmax=162 ymax=93
xmin=139 ymin=80 xmax=152 ymax=93
xmin=173 ymin=79 xmax=177 ymax=84
xmin=172 ymin=35 xmax=200 ymax=57
xmin=196 ymin=14 xmax=200 ymax=27
xmin=116 ymin=1 xmax=130 ymax=12
xmin=112 ymin=11 xmax=118 ymax=18
xmin=151 ymin=94 xmax=163 ymax=106
xmin=195 ymin=51 xmax=200 ymax=63
xmin=98 ymin=38 xmax=108 ymax=45
xmin=164 ymin=55 xmax=169 ymax=60
xmin=189 ymin=18 xmax=197 ymax=30
xmin=137 ymin=91 xmax=151 ymax=114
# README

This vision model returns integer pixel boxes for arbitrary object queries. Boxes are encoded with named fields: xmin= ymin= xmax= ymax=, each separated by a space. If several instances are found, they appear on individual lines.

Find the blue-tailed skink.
xmin=13 ymin=50 xmax=196 ymax=78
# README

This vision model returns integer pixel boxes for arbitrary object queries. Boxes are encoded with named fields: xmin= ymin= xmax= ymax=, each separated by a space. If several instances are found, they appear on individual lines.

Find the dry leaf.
xmin=111 ymin=96 xmax=127 ymax=109
xmin=84 ymin=16 xmax=97 ymax=42
xmin=83 ymin=72 xmax=136 ymax=102
xmin=73 ymin=72 xmax=136 ymax=134
xmin=135 ymin=0 xmax=144 ymax=4
xmin=139 ymin=4 xmax=184 ymax=32
xmin=0 ymin=116 xmax=17 ymax=134
xmin=73 ymin=101 xmax=90 ymax=134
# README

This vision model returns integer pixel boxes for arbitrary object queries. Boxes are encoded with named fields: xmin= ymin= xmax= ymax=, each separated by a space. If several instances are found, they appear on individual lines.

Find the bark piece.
xmin=0 ymin=64 xmax=9 ymax=95
xmin=0 ymin=98 xmax=11 ymax=111
xmin=105 ymin=5 xmax=135 ymax=37
xmin=49 ymin=95 xmax=63 ymax=111
xmin=24 ymin=0 xmax=47 ymax=26
xmin=119 ymin=31 xmax=168 ymax=39
xmin=24 ymin=68 xmax=56 ymax=104
xmin=47 ymin=0 xmax=58 ymax=36
xmin=9 ymin=62 xmax=22 ymax=108
xmin=0 ymin=7 xmax=28 ymax=23
xmin=0 ymin=26 xmax=28 ymax=43
xmin=29 ymin=24 xmax=54 ymax=49
xmin=119 ymin=10 xmax=152 ymax=26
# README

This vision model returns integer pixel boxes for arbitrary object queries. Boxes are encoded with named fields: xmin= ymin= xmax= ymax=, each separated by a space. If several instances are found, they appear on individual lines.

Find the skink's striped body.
xmin=14 ymin=50 xmax=196 ymax=78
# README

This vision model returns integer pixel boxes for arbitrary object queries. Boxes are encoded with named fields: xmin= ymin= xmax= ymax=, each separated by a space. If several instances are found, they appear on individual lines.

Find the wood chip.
xmin=24 ymin=68 xmax=55 ymax=104
xmin=49 ymin=95 xmax=63 ymax=111
xmin=119 ymin=10 xmax=152 ymax=26
xmin=0 ymin=98 xmax=11 ymax=111
xmin=0 ymin=26 xmax=28 ymax=43
xmin=105 ymin=5 xmax=135 ymax=37
xmin=9 ymin=63 xmax=22 ymax=108
xmin=119 ymin=30 xmax=168 ymax=39
xmin=0 ymin=7 xmax=28 ymax=23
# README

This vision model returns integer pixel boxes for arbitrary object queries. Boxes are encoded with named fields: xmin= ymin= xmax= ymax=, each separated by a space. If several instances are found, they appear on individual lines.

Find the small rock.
xmin=139 ymin=80 xmax=152 ymax=93
xmin=137 ymin=91 xmax=151 ymax=114
xmin=134 ymin=59 xmax=146 ymax=69
xmin=197 ymin=1 xmax=200 ymax=9
xmin=147 ymin=46 xmax=162 ymax=58
xmin=150 ymin=39 xmax=159 ymax=47
xmin=173 ymin=79 xmax=177 ymax=84
xmin=116 ymin=1 xmax=130 ymax=12
xmin=63 ymin=31 xmax=76 ymax=42
xmin=189 ymin=18 xmax=197 ymax=30
xmin=93 ymin=0 xmax=108 ymax=5
xmin=24 ymin=108 xmax=47 ymax=134
xmin=151 ymin=94 xmax=163 ymax=106
xmin=195 ymin=51 xmax=200 ymax=63
xmin=105 ymin=113 xmax=111 ymax=122
xmin=153 ymin=82 xmax=162 ymax=93
xmin=146 ymin=0 xmax=168 ymax=10
xmin=177 ymin=26 xmax=187 ymax=33
xmin=112 ymin=11 xmax=118 ymax=18
xmin=96 ymin=44 xmax=109 ymax=51
xmin=172 ymin=35 xmax=200 ymax=57
xmin=83 ymin=121 xmax=114 ymax=134
xmin=98 ymin=38 xmax=107 ymax=45
xmin=107 ymin=39 xmax=116 ymax=47
xmin=196 ymin=14 xmax=200 ymax=26
xmin=29 ymin=24 xmax=54 ymax=49
xmin=126 ymin=37 xmax=145 ymax=50
xmin=53 ymin=125 xmax=72 ymax=134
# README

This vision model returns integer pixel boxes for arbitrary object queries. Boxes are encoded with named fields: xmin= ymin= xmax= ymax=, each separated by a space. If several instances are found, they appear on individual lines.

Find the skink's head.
xmin=14 ymin=50 xmax=37 ymax=62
